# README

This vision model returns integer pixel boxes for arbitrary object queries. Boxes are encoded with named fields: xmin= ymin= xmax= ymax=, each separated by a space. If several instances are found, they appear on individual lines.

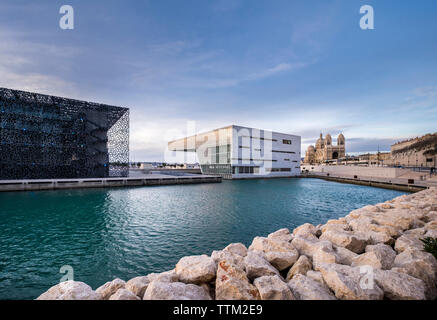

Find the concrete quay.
xmin=302 ymin=172 xmax=435 ymax=192
xmin=0 ymin=174 xmax=222 ymax=192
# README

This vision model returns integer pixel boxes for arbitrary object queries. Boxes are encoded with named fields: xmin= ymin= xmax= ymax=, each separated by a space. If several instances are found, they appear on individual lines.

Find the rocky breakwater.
xmin=37 ymin=187 xmax=437 ymax=300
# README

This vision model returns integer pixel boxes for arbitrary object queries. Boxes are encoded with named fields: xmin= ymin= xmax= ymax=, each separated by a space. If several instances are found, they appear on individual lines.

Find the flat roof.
xmin=168 ymin=124 xmax=300 ymax=145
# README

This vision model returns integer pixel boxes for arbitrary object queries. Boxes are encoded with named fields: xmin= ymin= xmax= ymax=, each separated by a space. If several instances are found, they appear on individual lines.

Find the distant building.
xmin=168 ymin=125 xmax=301 ymax=179
xmin=0 ymin=87 xmax=129 ymax=180
xmin=304 ymin=133 xmax=345 ymax=164
xmin=358 ymin=152 xmax=391 ymax=166
xmin=390 ymin=133 xmax=437 ymax=168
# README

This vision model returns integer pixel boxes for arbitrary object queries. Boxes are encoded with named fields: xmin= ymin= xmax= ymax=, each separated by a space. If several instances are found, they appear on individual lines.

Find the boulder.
xmin=394 ymin=234 xmax=424 ymax=253
xmin=215 ymin=260 xmax=260 ymax=300
xmin=175 ymin=255 xmax=217 ymax=284
xmin=96 ymin=278 xmax=126 ymax=300
xmin=333 ymin=246 xmax=358 ymax=265
xmin=291 ymin=236 xmax=333 ymax=259
xmin=248 ymin=237 xmax=299 ymax=271
xmin=425 ymin=229 xmax=437 ymax=238
xmin=312 ymin=246 xmax=337 ymax=270
xmin=144 ymin=281 xmax=211 ymax=300
xmin=288 ymin=274 xmax=336 ymax=300
xmin=293 ymin=223 xmax=319 ymax=239
xmin=320 ymin=230 xmax=367 ymax=253
xmin=373 ymin=269 xmax=426 ymax=300
xmin=109 ymin=288 xmax=140 ymax=300
xmin=372 ymin=210 xmax=415 ymax=231
xmin=285 ymin=255 xmax=312 ymax=281
xmin=243 ymin=251 xmax=280 ymax=280
xmin=394 ymin=249 xmax=437 ymax=299
xmin=306 ymin=270 xmax=327 ymax=286
xmin=363 ymin=244 xmax=396 ymax=270
xmin=223 ymin=243 xmax=248 ymax=257
xmin=355 ymin=230 xmax=394 ymax=246
xmin=351 ymin=252 xmax=391 ymax=270
xmin=320 ymin=220 xmax=350 ymax=233
xmin=125 ymin=276 xmax=151 ymax=298
xmin=253 ymin=275 xmax=295 ymax=300
xmin=212 ymin=249 xmax=245 ymax=270
xmin=268 ymin=228 xmax=294 ymax=242
xmin=126 ymin=271 xmax=178 ymax=298
xmin=148 ymin=270 xmax=179 ymax=283
xmin=317 ymin=263 xmax=384 ymax=300
xmin=37 ymin=281 xmax=101 ymax=300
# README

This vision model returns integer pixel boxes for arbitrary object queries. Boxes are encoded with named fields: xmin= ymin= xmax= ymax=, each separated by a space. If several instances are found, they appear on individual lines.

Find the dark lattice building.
xmin=0 ymin=87 xmax=129 ymax=180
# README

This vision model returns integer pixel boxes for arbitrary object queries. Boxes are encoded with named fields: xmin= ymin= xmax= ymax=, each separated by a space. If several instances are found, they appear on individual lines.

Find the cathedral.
xmin=304 ymin=133 xmax=346 ymax=164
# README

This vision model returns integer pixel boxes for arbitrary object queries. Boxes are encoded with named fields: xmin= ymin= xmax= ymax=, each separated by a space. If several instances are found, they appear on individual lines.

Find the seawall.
xmin=0 ymin=175 xmax=222 ymax=192
xmin=37 ymin=187 xmax=437 ymax=300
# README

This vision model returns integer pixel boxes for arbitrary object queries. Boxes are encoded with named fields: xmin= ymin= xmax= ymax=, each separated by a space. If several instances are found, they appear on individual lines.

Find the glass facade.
xmin=0 ymin=88 xmax=129 ymax=180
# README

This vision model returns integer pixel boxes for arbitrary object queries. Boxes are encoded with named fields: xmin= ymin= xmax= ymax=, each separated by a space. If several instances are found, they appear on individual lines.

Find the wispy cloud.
xmin=0 ymin=30 xmax=79 ymax=96
xmin=400 ymin=86 xmax=437 ymax=113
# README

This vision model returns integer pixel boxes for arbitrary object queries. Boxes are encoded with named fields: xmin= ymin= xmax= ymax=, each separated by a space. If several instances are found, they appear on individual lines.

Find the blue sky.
xmin=0 ymin=0 xmax=436 ymax=161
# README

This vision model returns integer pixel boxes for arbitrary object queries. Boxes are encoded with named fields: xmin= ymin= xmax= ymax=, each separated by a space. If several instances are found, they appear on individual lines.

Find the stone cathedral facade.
xmin=304 ymin=133 xmax=346 ymax=164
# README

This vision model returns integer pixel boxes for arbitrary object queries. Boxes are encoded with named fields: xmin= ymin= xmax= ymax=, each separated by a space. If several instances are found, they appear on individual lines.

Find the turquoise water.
xmin=0 ymin=178 xmax=406 ymax=300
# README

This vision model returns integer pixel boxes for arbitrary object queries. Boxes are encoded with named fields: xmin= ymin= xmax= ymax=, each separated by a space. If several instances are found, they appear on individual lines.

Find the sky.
xmin=0 ymin=0 xmax=436 ymax=162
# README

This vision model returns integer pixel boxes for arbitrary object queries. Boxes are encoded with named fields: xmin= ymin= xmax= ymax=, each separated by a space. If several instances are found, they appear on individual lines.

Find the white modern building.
xmin=168 ymin=125 xmax=301 ymax=179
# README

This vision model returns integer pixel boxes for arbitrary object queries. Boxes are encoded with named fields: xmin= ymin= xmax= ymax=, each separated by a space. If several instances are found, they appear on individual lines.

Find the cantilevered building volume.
xmin=168 ymin=125 xmax=301 ymax=179
xmin=0 ymin=87 xmax=129 ymax=180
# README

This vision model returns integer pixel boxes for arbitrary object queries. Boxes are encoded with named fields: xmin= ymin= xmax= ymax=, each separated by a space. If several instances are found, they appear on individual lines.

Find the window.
xmin=269 ymin=168 xmax=292 ymax=172
xmin=232 ymin=166 xmax=258 ymax=174
xmin=272 ymin=150 xmax=295 ymax=154
xmin=427 ymin=158 xmax=433 ymax=163
xmin=284 ymin=159 xmax=290 ymax=161
xmin=283 ymin=139 xmax=292 ymax=145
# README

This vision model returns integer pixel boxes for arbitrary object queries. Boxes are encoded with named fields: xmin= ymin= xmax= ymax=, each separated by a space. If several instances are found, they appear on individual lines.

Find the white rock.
xmin=37 ymin=281 xmax=101 ymax=300
xmin=291 ymin=236 xmax=333 ymax=259
xmin=126 ymin=271 xmax=178 ymax=298
xmin=243 ymin=251 xmax=280 ymax=280
xmin=248 ymin=237 xmax=299 ymax=271
xmin=333 ymin=246 xmax=358 ymax=265
xmin=215 ymin=260 xmax=260 ymax=300
xmin=144 ymin=281 xmax=211 ymax=300
xmin=363 ymin=244 xmax=396 ymax=269
xmin=175 ymin=255 xmax=217 ymax=284
xmin=253 ymin=275 xmax=295 ymax=300
xmin=288 ymin=274 xmax=336 ymax=300
xmin=372 ymin=210 xmax=416 ymax=231
xmin=286 ymin=255 xmax=312 ymax=281
xmin=312 ymin=246 xmax=337 ymax=270
xmin=317 ymin=263 xmax=384 ymax=300
xmin=125 ymin=276 xmax=151 ymax=297
xmin=212 ymin=249 xmax=245 ymax=270
xmin=355 ymin=230 xmax=395 ymax=246
xmin=293 ymin=223 xmax=319 ymax=239
xmin=306 ymin=270 xmax=327 ymax=286
xmin=394 ymin=234 xmax=424 ymax=253
xmin=320 ymin=230 xmax=367 ymax=253
xmin=373 ymin=269 xmax=426 ymax=300
xmin=268 ymin=228 xmax=294 ymax=242
xmin=394 ymin=249 xmax=437 ymax=299
xmin=96 ymin=278 xmax=126 ymax=300
xmin=109 ymin=288 xmax=140 ymax=300
xmin=223 ymin=243 xmax=248 ymax=257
